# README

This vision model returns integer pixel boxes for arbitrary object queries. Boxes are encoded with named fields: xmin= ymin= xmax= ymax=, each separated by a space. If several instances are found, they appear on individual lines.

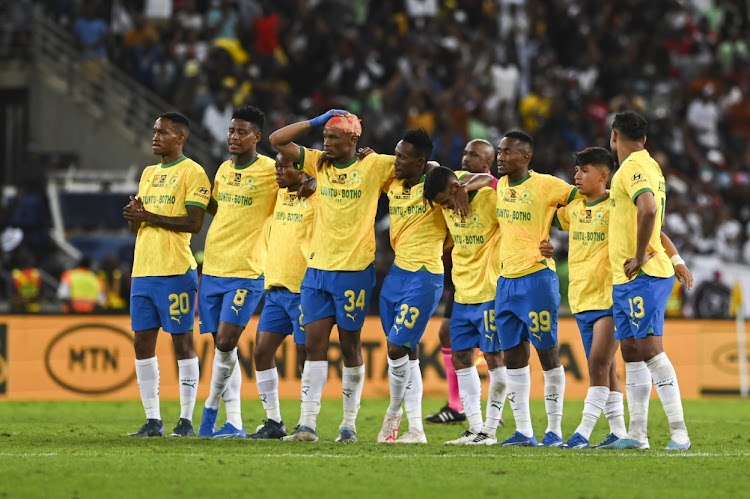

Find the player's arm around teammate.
xmin=123 ymin=112 xmax=211 ymax=438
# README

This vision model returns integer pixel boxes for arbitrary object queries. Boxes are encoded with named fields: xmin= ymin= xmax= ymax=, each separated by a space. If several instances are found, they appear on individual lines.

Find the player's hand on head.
xmin=540 ymin=240 xmax=554 ymax=259
xmin=298 ymin=177 xmax=317 ymax=198
xmin=310 ymin=109 xmax=350 ymax=127
xmin=675 ymin=264 xmax=693 ymax=291
xmin=357 ymin=147 xmax=374 ymax=160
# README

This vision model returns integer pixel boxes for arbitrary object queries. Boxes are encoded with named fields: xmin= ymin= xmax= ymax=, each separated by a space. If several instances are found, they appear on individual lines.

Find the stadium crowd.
xmin=3 ymin=0 xmax=750 ymax=312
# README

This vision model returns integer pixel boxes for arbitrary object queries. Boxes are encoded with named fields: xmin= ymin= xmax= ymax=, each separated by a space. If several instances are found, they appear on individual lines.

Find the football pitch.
xmin=1 ymin=399 xmax=748 ymax=498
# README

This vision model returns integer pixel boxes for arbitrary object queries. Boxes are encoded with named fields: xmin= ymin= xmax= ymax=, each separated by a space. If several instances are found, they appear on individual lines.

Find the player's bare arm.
xmin=206 ymin=197 xmax=218 ymax=216
xmin=624 ymin=191 xmax=657 ymax=279
xmin=660 ymin=231 xmax=693 ymax=290
xmin=269 ymin=109 xmax=349 ymax=164
xmin=124 ymin=199 xmax=205 ymax=234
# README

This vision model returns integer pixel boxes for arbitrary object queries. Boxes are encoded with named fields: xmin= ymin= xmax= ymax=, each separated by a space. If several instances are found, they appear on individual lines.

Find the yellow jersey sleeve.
xmin=564 ymin=197 xmax=613 ymax=313
xmin=305 ymin=151 xmax=395 ymax=271
xmin=496 ymin=172 xmax=575 ymax=277
xmin=265 ymin=189 xmax=316 ymax=293
xmin=608 ymin=151 xmax=673 ymax=284
xmin=387 ymin=177 xmax=446 ymax=274
xmin=202 ymin=155 xmax=279 ymax=278
xmin=297 ymin=146 xmax=323 ymax=177
xmin=132 ymin=157 xmax=210 ymax=277
xmin=553 ymin=205 xmax=571 ymax=231
xmin=444 ymin=188 xmax=501 ymax=304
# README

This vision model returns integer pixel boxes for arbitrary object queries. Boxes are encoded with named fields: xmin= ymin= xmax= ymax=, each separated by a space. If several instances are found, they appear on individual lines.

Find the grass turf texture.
xmin=1 ymin=399 xmax=748 ymax=498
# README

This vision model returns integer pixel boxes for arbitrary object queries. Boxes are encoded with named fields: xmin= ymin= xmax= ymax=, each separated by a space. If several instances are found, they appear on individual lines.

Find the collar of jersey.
xmin=160 ymin=156 xmax=187 ymax=168
xmin=508 ymin=172 xmax=531 ymax=187
xmin=584 ymin=193 xmax=609 ymax=207
xmin=333 ymin=157 xmax=357 ymax=169
xmin=404 ymin=174 xmax=426 ymax=189
xmin=234 ymin=155 xmax=259 ymax=170
xmin=621 ymin=149 xmax=646 ymax=164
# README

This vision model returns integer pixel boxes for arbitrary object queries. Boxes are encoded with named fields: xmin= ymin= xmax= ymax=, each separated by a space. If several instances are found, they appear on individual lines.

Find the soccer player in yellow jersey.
xmin=427 ymin=139 xmax=498 ymax=426
xmin=460 ymin=130 xmax=578 ymax=447
xmin=604 ymin=111 xmax=691 ymax=451
xmin=123 ymin=112 xmax=211 ymax=437
xmin=376 ymin=129 xmax=445 ymax=444
xmin=247 ymin=153 xmax=315 ymax=439
xmin=197 ymin=105 xmax=278 ymax=438
xmin=556 ymin=147 xmax=693 ymax=450
xmin=270 ymin=110 xmax=396 ymax=442
xmin=424 ymin=166 xmax=509 ymax=446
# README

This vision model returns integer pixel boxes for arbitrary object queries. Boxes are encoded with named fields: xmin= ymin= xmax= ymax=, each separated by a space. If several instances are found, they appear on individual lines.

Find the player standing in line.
xmin=459 ymin=131 xmax=577 ymax=447
xmin=247 ymin=153 xmax=316 ymax=439
xmin=197 ymin=105 xmax=278 ymax=438
xmin=426 ymin=139 xmax=498 ymax=425
xmin=270 ymin=110 xmax=396 ymax=443
xmin=554 ymin=147 xmax=694 ymax=449
xmin=424 ymin=166 xmax=509 ymax=445
xmin=377 ymin=129 xmax=446 ymax=444
xmin=123 ymin=112 xmax=211 ymax=437
xmin=602 ymin=111 xmax=691 ymax=451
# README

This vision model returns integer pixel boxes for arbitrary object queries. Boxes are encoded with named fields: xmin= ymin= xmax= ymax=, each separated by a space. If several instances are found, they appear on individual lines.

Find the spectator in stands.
xmin=11 ymin=251 xmax=42 ymax=313
xmin=58 ymin=257 xmax=105 ymax=313
xmin=686 ymin=83 xmax=721 ymax=152
xmin=201 ymin=86 xmax=233 ymax=162
xmin=72 ymin=4 xmax=108 ymax=83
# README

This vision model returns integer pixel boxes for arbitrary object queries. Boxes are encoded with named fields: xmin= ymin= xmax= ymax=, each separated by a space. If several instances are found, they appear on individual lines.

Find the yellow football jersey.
xmin=296 ymin=146 xmax=395 ymax=271
xmin=554 ymin=196 xmax=612 ymax=313
xmin=495 ymin=171 xmax=577 ymax=277
xmin=609 ymin=150 xmax=673 ymax=284
xmin=386 ymin=175 xmax=446 ymax=274
xmin=132 ymin=157 xmax=211 ymax=277
xmin=202 ymin=155 xmax=278 ymax=278
xmin=265 ymin=188 xmax=316 ymax=293
xmin=444 ymin=187 xmax=501 ymax=304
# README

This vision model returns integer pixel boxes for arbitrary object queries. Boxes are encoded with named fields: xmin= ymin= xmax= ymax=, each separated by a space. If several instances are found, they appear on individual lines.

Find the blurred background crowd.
xmin=1 ymin=0 xmax=749 ymax=316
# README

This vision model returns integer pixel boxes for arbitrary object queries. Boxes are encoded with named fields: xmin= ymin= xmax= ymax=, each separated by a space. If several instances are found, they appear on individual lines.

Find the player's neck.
xmin=160 ymin=150 xmax=183 ymax=164
xmin=233 ymin=150 xmax=257 ymax=166
xmin=288 ymin=180 xmax=304 ymax=193
xmin=405 ymin=170 xmax=424 ymax=188
xmin=584 ymin=188 xmax=608 ymax=205
xmin=507 ymin=168 xmax=529 ymax=184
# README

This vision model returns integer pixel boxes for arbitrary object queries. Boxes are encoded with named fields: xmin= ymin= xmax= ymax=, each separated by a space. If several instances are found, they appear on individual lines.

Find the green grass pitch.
xmin=1 ymin=399 xmax=748 ymax=498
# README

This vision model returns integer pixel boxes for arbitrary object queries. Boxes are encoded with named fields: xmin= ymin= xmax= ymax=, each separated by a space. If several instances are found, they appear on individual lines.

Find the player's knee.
xmin=451 ymin=350 xmax=473 ymax=369
xmin=387 ymin=343 xmax=409 ymax=359
xmin=485 ymin=352 xmax=504 ymax=370
xmin=588 ymin=356 xmax=611 ymax=378
xmin=538 ymin=349 xmax=561 ymax=370
xmin=215 ymin=336 xmax=236 ymax=353
xmin=619 ymin=341 xmax=639 ymax=362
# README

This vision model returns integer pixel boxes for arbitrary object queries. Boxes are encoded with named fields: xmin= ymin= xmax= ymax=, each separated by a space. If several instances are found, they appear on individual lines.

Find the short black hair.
xmin=575 ymin=147 xmax=614 ymax=172
xmin=401 ymin=128 xmax=433 ymax=160
xmin=612 ymin=111 xmax=647 ymax=140
xmin=232 ymin=105 xmax=264 ymax=131
xmin=158 ymin=112 xmax=190 ymax=134
xmin=503 ymin=130 xmax=534 ymax=151
xmin=423 ymin=166 xmax=457 ymax=201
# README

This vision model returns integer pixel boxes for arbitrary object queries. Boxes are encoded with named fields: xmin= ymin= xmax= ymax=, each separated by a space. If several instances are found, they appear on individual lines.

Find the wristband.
xmin=670 ymin=254 xmax=685 ymax=267
xmin=309 ymin=109 xmax=347 ymax=127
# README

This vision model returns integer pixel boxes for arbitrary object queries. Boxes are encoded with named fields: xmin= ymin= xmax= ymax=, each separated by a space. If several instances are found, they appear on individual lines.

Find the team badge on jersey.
xmin=242 ymin=176 xmax=257 ymax=190
xmin=346 ymin=170 xmax=363 ymax=184
xmin=152 ymin=174 xmax=168 ymax=187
